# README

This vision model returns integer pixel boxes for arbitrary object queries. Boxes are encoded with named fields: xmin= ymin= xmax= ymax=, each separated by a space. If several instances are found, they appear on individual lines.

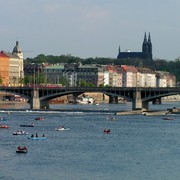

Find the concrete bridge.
xmin=0 ymin=86 xmax=180 ymax=111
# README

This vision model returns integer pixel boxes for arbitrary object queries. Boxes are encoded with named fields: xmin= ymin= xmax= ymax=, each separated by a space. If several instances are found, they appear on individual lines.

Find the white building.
xmin=156 ymin=71 xmax=176 ymax=87
xmin=103 ymin=69 xmax=109 ymax=86
xmin=121 ymin=65 xmax=137 ymax=87
xmin=137 ymin=67 xmax=156 ymax=87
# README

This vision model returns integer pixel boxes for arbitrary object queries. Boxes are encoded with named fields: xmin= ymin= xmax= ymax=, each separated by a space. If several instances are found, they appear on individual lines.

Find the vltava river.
xmin=0 ymin=102 xmax=180 ymax=180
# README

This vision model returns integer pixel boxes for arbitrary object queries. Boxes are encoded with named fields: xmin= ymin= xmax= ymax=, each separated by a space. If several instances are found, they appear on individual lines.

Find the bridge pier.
xmin=31 ymin=88 xmax=40 ymax=109
xmin=132 ymin=89 xmax=142 ymax=110
xmin=31 ymin=89 xmax=49 ymax=109
xmin=142 ymin=101 xmax=149 ymax=111
xmin=115 ymin=97 xmax=118 ymax=103
xmin=109 ymin=96 xmax=118 ymax=104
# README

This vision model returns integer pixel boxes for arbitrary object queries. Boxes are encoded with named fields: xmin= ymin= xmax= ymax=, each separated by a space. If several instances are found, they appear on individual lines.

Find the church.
xmin=117 ymin=32 xmax=153 ymax=63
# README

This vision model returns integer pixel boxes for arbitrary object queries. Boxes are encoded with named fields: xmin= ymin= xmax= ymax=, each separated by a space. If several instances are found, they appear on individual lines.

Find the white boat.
xmin=55 ymin=126 xmax=70 ymax=131
xmin=13 ymin=131 xmax=29 ymax=135
xmin=75 ymin=96 xmax=94 ymax=104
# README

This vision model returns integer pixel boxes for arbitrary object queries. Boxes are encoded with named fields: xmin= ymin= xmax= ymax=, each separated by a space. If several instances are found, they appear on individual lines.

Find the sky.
xmin=0 ymin=0 xmax=180 ymax=60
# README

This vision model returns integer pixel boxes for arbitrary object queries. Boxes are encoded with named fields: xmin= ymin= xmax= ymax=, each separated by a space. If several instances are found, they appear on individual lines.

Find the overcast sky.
xmin=0 ymin=0 xmax=180 ymax=60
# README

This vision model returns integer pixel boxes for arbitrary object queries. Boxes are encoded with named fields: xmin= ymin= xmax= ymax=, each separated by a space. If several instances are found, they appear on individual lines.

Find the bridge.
xmin=0 ymin=86 xmax=180 ymax=111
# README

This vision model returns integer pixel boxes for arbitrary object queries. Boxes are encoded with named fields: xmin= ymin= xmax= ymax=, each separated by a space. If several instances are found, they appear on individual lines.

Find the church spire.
xmin=143 ymin=32 xmax=147 ymax=43
xmin=148 ymin=32 xmax=151 ymax=43
xmin=142 ymin=32 xmax=148 ymax=53
xmin=118 ymin=45 xmax=121 ymax=53
xmin=148 ymin=32 xmax=152 ymax=56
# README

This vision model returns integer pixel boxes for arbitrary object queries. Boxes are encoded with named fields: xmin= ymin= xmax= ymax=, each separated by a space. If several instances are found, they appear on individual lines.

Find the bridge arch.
xmin=142 ymin=92 xmax=180 ymax=102
xmin=0 ymin=89 xmax=31 ymax=102
xmin=39 ymin=91 xmax=132 ymax=104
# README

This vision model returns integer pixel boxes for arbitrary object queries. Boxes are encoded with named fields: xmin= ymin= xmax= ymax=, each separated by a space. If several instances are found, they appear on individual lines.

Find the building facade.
xmin=156 ymin=71 xmax=176 ymax=87
xmin=0 ymin=52 xmax=9 ymax=86
xmin=137 ymin=67 xmax=156 ymax=87
xmin=0 ymin=41 xmax=24 ymax=86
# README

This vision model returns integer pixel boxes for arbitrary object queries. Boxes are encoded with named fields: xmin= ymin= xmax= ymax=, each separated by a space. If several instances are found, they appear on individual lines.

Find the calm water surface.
xmin=0 ymin=102 xmax=180 ymax=180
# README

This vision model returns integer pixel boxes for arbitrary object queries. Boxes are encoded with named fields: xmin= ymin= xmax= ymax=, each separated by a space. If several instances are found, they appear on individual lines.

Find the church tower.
xmin=142 ymin=32 xmax=148 ymax=54
xmin=148 ymin=33 xmax=152 ymax=59
xmin=12 ymin=41 xmax=24 ymax=85
xmin=12 ymin=41 xmax=23 ymax=59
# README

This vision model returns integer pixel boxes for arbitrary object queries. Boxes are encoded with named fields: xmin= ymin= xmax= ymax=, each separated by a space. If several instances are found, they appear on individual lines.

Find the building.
xmin=121 ymin=65 xmax=138 ymax=87
xmin=117 ymin=32 xmax=153 ymax=64
xmin=156 ymin=71 xmax=176 ymax=87
xmin=43 ymin=64 xmax=64 ymax=85
xmin=0 ymin=41 xmax=24 ymax=86
xmin=0 ymin=52 xmax=9 ymax=86
xmin=105 ymin=66 xmax=122 ymax=87
xmin=63 ymin=64 xmax=78 ymax=87
xmin=137 ymin=67 xmax=156 ymax=87
xmin=103 ymin=68 xmax=109 ymax=86
xmin=77 ymin=65 xmax=104 ymax=87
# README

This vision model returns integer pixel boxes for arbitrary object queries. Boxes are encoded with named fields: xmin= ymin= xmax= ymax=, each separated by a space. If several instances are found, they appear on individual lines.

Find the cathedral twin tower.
xmin=117 ymin=32 xmax=153 ymax=62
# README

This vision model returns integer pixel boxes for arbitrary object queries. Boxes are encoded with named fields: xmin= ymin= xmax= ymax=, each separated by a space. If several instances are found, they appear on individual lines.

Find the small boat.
xmin=16 ymin=146 xmax=27 ymax=153
xmin=28 ymin=137 xmax=47 ymax=140
xmin=106 ymin=116 xmax=116 ymax=121
xmin=55 ymin=126 xmax=70 ymax=131
xmin=162 ymin=117 xmax=174 ymax=120
xmin=0 ymin=117 xmax=7 ymax=121
xmin=20 ymin=123 xmax=35 ymax=127
xmin=28 ymin=134 xmax=46 ymax=140
xmin=35 ymin=117 xmax=45 ymax=121
xmin=0 ymin=124 xmax=9 ymax=128
xmin=104 ymin=129 xmax=111 ymax=134
xmin=13 ymin=131 xmax=29 ymax=135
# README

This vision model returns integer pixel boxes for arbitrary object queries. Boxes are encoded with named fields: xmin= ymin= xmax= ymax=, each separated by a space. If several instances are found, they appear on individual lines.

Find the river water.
xmin=0 ymin=102 xmax=180 ymax=180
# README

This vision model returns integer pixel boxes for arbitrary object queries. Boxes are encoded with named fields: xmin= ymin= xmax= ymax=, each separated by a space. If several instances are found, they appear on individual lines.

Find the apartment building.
xmin=156 ymin=71 xmax=176 ymax=87
xmin=121 ymin=65 xmax=138 ymax=87
xmin=77 ymin=65 xmax=104 ymax=87
xmin=43 ymin=64 xmax=64 ymax=84
xmin=137 ymin=67 xmax=156 ymax=87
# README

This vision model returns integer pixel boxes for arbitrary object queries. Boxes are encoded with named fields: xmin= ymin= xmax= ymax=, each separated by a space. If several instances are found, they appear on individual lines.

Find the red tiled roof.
xmin=105 ymin=65 xmax=118 ymax=72
xmin=121 ymin=65 xmax=137 ymax=73
xmin=0 ymin=51 xmax=9 ymax=58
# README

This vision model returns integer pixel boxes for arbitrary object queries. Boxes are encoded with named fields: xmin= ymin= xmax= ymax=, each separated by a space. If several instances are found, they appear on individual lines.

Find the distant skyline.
xmin=1 ymin=0 xmax=180 ymax=60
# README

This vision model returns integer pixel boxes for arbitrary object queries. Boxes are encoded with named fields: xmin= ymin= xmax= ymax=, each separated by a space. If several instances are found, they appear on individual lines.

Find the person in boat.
xmin=17 ymin=146 xmax=21 ymax=150
xmin=23 ymin=146 xmax=27 ymax=150
xmin=36 ymin=133 xmax=38 ymax=137
xmin=31 ymin=134 xmax=34 ymax=138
